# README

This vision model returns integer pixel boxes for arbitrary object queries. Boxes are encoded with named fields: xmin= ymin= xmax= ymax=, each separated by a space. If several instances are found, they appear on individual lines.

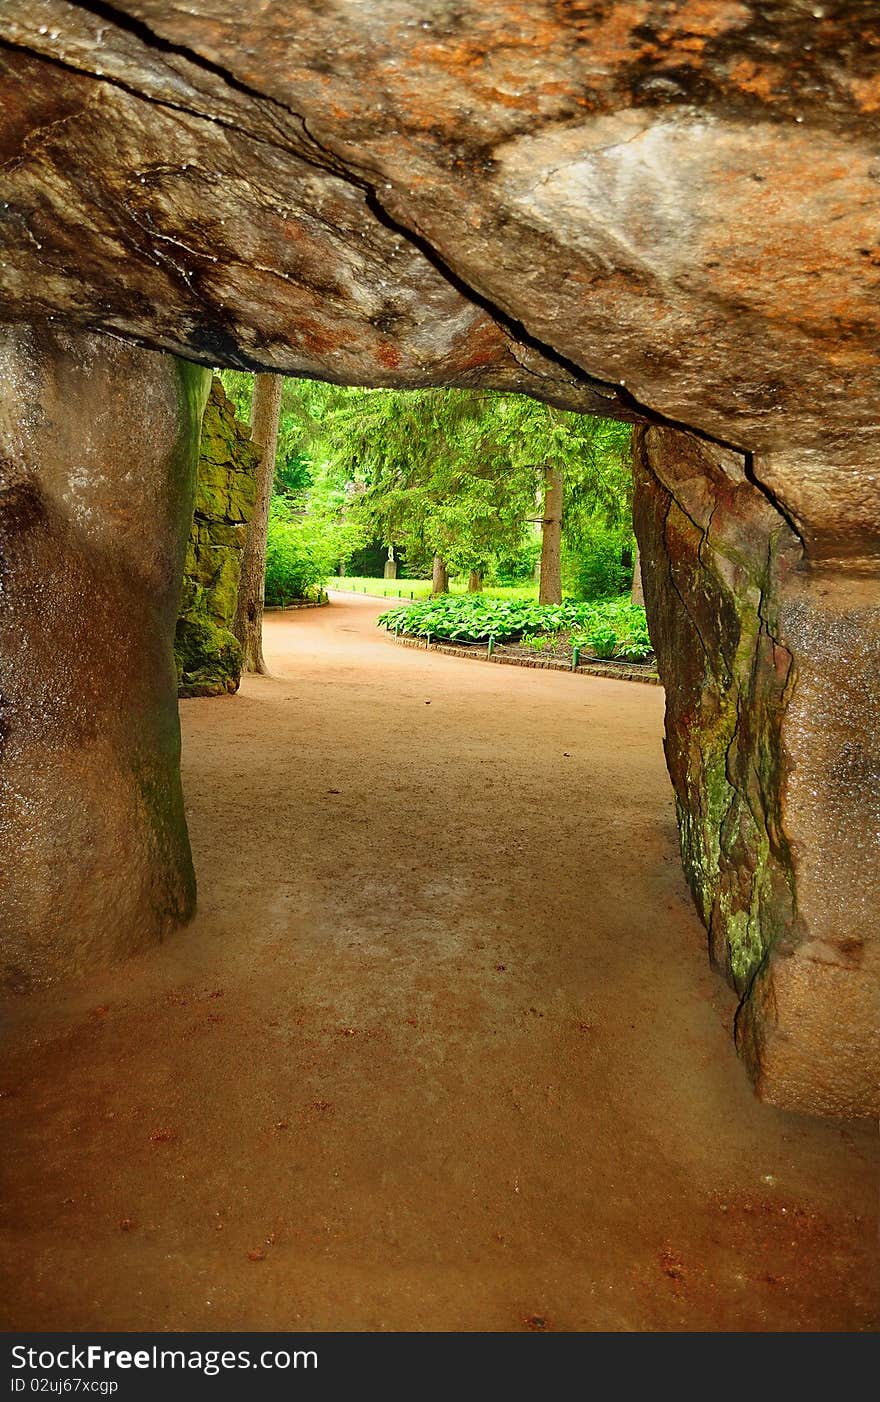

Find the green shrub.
xmin=379 ymin=595 xmax=577 ymax=643
xmin=488 ymin=538 xmax=541 ymax=586
xmin=378 ymin=593 xmax=653 ymax=657
xmin=265 ymin=499 xmax=340 ymax=604
xmin=521 ymin=632 xmax=562 ymax=652
xmin=614 ymin=614 xmax=653 ymax=662
xmin=616 ymin=638 xmax=653 ymax=662
xmin=584 ymin=621 xmax=618 ymax=659
xmin=570 ymin=599 xmax=654 ymax=661
xmin=564 ymin=519 xmax=633 ymax=601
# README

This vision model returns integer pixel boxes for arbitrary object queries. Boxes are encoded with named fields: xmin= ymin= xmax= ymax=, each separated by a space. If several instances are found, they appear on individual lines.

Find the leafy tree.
xmin=312 ymin=388 xmax=535 ymax=594
xmin=472 ymin=397 xmax=633 ymax=603
xmin=233 ymin=373 xmax=282 ymax=674
xmin=219 ymin=371 xmax=347 ymax=504
xmin=219 ymin=374 xmax=634 ymax=609
xmin=313 ymin=387 xmax=633 ymax=601
xmin=563 ymin=518 xmax=633 ymax=601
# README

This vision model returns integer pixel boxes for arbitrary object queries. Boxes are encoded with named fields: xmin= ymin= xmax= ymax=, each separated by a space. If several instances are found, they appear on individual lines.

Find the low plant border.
xmin=265 ymin=596 xmax=330 ymax=611
xmin=385 ymin=630 xmax=661 ymax=685
xmin=327 ymin=583 xmax=424 ymax=601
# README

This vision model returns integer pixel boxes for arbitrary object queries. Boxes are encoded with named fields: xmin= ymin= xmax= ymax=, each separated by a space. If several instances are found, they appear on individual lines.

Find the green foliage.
xmin=175 ymin=617 xmax=242 ymax=698
xmin=473 ymin=396 xmax=633 ymax=531
xmin=306 ymin=386 xmax=633 ymax=580
xmin=378 ymin=593 xmax=651 ymax=657
xmin=220 ymin=374 xmax=636 ymax=608
xmin=520 ymin=631 xmax=565 ymax=653
xmin=218 ymin=371 xmax=352 ymax=505
xmin=316 ymin=388 xmax=531 ymax=574
xmin=489 ymin=537 xmax=541 ymax=585
xmin=275 ymin=450 xmax=312 ymax=497
xmin=616 ymin=636 xmax=653 ymax=662
xmin=265 ymin=500 xmax=348 ymax=605
xmin=379 ymin=595 xmax=562 ymax=643
xmin=582 ymin=620 xmax=618 ymax=659
xmin=569 ymin=599 xmax=653 ymax=662
xmin=217 ymin=369 xmax=252 ymax=424
xmin=564 ymin=517 xmax=634 ymax=601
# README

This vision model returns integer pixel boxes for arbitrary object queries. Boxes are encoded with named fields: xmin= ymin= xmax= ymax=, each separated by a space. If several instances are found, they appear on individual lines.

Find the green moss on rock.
xmin=633 ymin=426 xmax=801 ymax=992
xmin=176 ymin=617 xmax=243 ymax=698
xmin=174 ymin=378 xmax=259 ymax=697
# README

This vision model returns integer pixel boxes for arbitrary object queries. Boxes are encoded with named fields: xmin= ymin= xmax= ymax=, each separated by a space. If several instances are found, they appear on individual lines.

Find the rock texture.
xmin=176 ymin=377 xmax=258 ymax=697
xmin=635 ymin=428 xmax=879 ymax=1117
xmin=2 ymin=3 xmax=880 ymax=454
xmin=0 ymin=323 xmax=209 ymax=986
xmin=0 ymin=4 xmax=877 ymax=1111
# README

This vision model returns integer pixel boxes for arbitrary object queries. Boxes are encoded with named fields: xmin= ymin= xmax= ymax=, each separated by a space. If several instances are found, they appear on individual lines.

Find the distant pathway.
xmin=1 ymin=595 xmax=876 ymax=1331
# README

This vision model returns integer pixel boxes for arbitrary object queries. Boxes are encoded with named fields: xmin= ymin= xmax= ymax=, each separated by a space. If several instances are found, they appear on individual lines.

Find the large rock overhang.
xmin=0 ymin=3 xmax=878 ymax=1115
xmin=2 ymin=6 xmax=879 ymax=455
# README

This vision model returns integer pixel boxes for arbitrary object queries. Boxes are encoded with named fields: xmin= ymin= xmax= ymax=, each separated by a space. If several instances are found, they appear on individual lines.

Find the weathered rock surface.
xmin=635 ymin=427 xmax=879 ymax=1116
xmin=0 ymin=324 xmax=209 ymax=985
xmin=3 ymin=3 xmax=880 ymax=459
xmin=0 ymin=4 xmax=877 ymax=1111
xmin=176 ymin=377 xmax=258 ymax=697
xmin=0 ymin=8 xmax=626 ymax=419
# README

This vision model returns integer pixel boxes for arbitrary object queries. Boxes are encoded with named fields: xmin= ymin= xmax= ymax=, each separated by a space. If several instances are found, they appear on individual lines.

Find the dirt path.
xmin=1 ymin=595 xmax=876 ymax=1331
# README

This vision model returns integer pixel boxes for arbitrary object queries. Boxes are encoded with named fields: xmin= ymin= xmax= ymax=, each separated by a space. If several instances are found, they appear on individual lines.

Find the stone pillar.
xmin=634 ymin=426 xmax=879 ymax=1118
xmin=176 ymin=376 xmax=259 ymax=697
xmin=0 ymin=324 xmax=210 ymax=987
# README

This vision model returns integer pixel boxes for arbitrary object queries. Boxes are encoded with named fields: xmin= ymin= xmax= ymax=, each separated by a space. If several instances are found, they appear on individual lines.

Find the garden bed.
xmin=265 ymin=596 xmax=330 ymax=611
xmin=388 ymin=631 xmax=661 ymax=684
xmin=499 ymin=640 xmax=656 ymax=670
xmin=377 ymin=592 xmax=657 ymax=672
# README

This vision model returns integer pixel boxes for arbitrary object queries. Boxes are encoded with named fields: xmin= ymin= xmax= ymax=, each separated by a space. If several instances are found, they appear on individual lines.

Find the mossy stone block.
xmin=229 ymin=472 xmax=258 ymax=520
xmin=206 ymin=521 xmax=248 ymax=549
xmin=204 ymin=550 xmax=242 ymax=624
xmin=176 ymin=376 xmax=259 ymax=698
xmin=174 ymin=616 xmax=243 ymax=697
xmin=194 ymin=480 xmax=229 ymax=520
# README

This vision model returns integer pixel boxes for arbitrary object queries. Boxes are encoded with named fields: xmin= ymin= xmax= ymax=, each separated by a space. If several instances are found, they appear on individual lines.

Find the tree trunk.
xmin=233 ymin=373 xmax=282 ymax=674
xmin=538 ymin=464 xmax=563 ymax=604
xmin=468 ymin=569 xmax=483 ymax=593
xmin=631 ymin=540 xmax=645 ymax=605
xmin=431 ymin=554 xmax=449 ymax=596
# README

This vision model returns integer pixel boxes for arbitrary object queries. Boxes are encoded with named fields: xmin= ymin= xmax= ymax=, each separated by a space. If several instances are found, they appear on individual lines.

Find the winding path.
xmin=1 ymin=595 xmax=876 ymax=1331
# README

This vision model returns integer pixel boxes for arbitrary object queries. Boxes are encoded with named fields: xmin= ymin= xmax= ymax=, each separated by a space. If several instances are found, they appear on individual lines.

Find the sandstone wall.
xmin=1 ymin=6 xmax=877 ymax=1114
xmin=635 ymin=427 xmax=879 ymax=1117
xmin=0 ymin=324 xmax=210 ymax=986
xmin=175 ymin=378 xmax=258 ymax=697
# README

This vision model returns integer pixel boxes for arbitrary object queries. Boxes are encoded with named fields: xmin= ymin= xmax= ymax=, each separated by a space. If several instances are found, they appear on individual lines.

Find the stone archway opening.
xmin=0 ymin=4 xmax=877 ymax=1127
xmin=2 ymin=329 xmax=875 ymax=1123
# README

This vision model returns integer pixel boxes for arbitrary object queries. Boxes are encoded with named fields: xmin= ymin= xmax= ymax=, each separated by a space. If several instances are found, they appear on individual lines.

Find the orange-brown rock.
xmin=0 ymin=324 xmax=209 ymax=985
xmin=0 ymin=4 xmax=876 ymax=1113
xmin=634 ymin=427 xmax=879 ymax=1118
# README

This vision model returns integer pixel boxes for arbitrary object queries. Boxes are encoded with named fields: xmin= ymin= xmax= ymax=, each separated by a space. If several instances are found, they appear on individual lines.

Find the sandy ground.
xmin=1 ymin=594 xmax=877 ymax=1332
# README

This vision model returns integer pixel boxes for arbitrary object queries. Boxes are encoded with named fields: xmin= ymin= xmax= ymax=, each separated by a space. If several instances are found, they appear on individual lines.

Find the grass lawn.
xmin=327 ymin=576 xmax=539 ymax=602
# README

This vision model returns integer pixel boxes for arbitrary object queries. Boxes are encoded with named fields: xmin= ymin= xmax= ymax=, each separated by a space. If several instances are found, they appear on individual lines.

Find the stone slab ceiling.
xmin=1 ymin=2 xmax=879 ymax=452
